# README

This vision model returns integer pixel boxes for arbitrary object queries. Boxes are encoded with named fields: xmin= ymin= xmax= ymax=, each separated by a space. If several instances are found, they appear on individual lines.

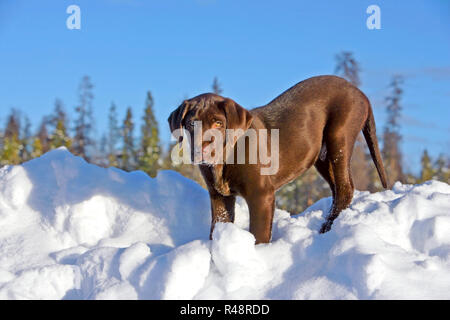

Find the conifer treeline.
xmin=0 ymin=59 xmax=449 ymax=214
xmin=0 ymin=75 xmax=162 ymax=178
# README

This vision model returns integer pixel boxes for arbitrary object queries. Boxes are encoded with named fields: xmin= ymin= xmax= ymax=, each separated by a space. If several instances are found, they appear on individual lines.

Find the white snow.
xmin=0 ymin=147 xmax=449 ymax=299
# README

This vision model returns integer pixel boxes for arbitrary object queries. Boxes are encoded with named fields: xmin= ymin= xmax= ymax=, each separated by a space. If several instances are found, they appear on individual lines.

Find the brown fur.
xmin=168 ymin=75 xmax=388 ymax=243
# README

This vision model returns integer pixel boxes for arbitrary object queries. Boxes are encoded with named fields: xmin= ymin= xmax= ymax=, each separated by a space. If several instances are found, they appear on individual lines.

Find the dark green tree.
xmin=37 ymin=118 xmax=50 ymax=154
xmin=31 ymin=136 xmax=44 ymax=159
xmin=107 ymin=102 xmax=120 ymax=167
xmin=138 ymin=91 xmax=160 ymax=177
xmin=49 ymin=99 xmax=72 ymax=150
xmin=73 ymin=76 xmax=95 ymax=161
xmin=382 ymin=75 xmax=404 ymax=184
xmin=419 ymin=150 xmax=434 ymax=183
xmin=212 ymin=77 xmax=223 ymax=95
xmin=121 ymin=107 xmax=136 ymax=171
xmin=335 ymin=51 xmax=361 ymax=87
xmin=0 ymin=110 xmax=22 ymax=165
xmin=20 ymin=116 xmax=32 ymax=162
xmin=434 ymin=154 xmax=450 ymax=184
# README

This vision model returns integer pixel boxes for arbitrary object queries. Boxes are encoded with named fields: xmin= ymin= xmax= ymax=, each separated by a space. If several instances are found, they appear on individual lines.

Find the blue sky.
xmin=0 ymin=0 xmax=449 ymax=173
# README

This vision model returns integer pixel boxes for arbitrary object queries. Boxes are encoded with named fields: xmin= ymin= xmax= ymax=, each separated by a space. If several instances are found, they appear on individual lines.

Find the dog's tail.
xmin=362 ymin=105 xmax=389 ymax=189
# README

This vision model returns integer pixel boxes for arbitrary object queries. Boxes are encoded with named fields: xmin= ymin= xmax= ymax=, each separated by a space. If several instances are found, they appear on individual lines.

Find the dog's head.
xmin=168 ymin=93 xmax=253 ymax=164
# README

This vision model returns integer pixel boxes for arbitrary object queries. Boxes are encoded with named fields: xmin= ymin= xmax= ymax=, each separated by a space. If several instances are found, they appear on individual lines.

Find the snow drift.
xmin=0 ymin=148 xmax=449 ymax=299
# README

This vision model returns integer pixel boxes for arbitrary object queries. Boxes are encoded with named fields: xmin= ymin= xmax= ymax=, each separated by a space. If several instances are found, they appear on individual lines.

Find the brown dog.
xmin=168 ymin=75 xmax=388 ymax=243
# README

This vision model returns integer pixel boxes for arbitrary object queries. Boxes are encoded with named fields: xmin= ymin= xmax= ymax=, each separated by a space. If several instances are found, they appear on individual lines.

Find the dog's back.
xmin=251 ymin=75 xmax=363 ymax=129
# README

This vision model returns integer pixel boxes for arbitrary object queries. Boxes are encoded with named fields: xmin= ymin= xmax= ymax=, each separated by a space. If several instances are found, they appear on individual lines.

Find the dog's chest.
xmin=212 ymin=166 xmax=233 ymax=196
xmin=201 ymin=165 xmax=234 ymax=197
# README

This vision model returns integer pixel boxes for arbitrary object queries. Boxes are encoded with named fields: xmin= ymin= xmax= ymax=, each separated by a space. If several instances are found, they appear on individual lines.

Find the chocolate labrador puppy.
xmin=168 ymin=75 xmax=388 ymax=243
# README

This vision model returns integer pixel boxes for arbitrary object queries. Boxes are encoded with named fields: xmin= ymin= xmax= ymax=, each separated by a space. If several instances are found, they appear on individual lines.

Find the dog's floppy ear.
xmin=168 ymin=100 xmax=190 ymax=142
xmin=220 ymin=98 xmax=253 ymax=132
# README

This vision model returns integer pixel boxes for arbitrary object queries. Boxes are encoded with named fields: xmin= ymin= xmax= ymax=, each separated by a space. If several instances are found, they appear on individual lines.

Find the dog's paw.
xmin=319 ymin=221 xmax=332 ymax=234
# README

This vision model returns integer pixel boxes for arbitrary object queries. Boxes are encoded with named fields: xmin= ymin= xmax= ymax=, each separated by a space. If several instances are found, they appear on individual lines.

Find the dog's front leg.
xmin=246 ymin=191 xmax=275 ymax=244
xmin=209 ymin=193 xmax=236 ymax=240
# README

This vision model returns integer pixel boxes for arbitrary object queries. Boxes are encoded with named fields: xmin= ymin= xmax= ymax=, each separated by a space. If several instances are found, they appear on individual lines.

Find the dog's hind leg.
xmin=314 ymin=144 xmax=335 ymax=199
xmin=319 ymin=134 xmax=355 ymax=233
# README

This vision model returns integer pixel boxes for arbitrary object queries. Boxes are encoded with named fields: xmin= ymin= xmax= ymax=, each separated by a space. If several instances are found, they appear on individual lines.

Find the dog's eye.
xmin=212 ymin=120 xmax=223 ymax=128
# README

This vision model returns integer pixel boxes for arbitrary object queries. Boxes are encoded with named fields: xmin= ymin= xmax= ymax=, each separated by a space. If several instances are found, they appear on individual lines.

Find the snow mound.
xmin=0 ymin=148 xmax=449 ymax=299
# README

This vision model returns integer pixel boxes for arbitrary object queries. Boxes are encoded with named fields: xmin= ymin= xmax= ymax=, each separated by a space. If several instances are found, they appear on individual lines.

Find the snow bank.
xmin=0 ymin=148 xmax=449 ymax=299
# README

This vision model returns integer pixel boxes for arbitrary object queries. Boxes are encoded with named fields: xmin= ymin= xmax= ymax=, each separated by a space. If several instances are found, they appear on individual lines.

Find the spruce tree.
xmin=212 ymin=77 xmax=223 ymax=95
xmin=0 ymin=130 xmax=3 ymax=159
xmin=0 ymin=111 xmax=22 ymax=165
xmin=138 ymin=91 xmax=160 ymax=177
xmin=334 ymin=51 xmax=361 ymax=87
xmin=420 ymin=150 xmax=434 ymax=182
xmin=107 ymin=102 xmax=120 ymax=167
xmin=49 ymin=99 xmax=72 ymax=150
xmin=96 ymin=133 xmax=108 ymax=167
xmin=382 ymin=75 xmax=404 ymax=184
xmin=20 ymin=116 xmax=32 ymax=162
xmin=434 ymin=154 xmax=450 ymax=184
xmin=121 ymin=107 xmax=135 ymax=171
xmin=37 ymin=119 xmax=50 ymax=154
xmin=1 ymin=137 xmax=21 ymax=165
xmin=73 ymin=76 xmax=95 ymax=161
xmin=31 ymin=137 xmax=44 ymax=159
